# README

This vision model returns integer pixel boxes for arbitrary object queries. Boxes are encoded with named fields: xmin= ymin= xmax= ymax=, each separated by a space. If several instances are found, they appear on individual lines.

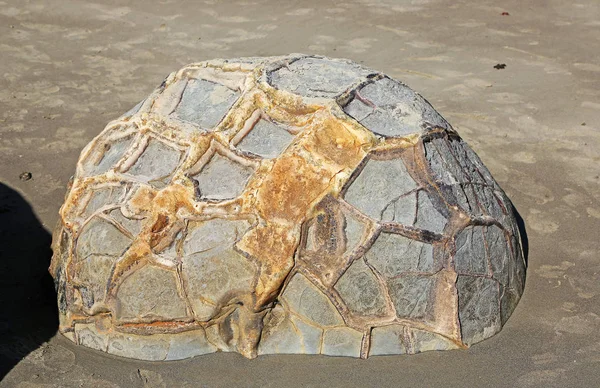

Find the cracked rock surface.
xmin=50 ymin=54 xmax=525 ymax=360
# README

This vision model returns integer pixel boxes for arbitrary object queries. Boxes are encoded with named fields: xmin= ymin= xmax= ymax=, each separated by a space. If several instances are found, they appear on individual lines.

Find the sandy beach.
xmin=1 ymin=0 xmax=599 ymax=386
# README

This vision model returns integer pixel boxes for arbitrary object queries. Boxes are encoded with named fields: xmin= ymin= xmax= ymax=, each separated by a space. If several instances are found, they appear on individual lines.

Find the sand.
xmin=1 ymin=0 xmax=599 ymax=387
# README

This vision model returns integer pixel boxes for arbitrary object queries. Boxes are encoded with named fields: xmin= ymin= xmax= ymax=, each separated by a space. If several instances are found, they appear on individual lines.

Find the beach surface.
xmin=1 ymin=0 xmax=599 ymax=386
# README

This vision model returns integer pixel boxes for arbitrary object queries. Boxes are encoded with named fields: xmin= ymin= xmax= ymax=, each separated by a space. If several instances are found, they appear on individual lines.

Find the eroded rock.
xmin=51 ymin=54 xmax=525 ymax=360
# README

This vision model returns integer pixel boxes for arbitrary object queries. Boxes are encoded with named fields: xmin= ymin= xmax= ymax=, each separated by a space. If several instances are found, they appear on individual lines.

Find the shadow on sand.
xmin=0 ymin=183 xmax=58 ymax=380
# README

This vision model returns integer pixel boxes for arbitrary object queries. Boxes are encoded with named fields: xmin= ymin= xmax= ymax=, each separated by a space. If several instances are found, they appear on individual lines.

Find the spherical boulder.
xmin=50 ymin=54 xmax=526 ymax=360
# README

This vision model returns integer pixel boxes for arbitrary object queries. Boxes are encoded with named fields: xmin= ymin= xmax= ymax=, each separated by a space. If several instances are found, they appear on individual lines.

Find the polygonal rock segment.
xmin=108 ymin=208 xmax=142 ymax=236
xmin=411 ymin=329 xmax=459 ymax=353
xmin=414 ymin=191 xmax=448 ymax=233
xmin=281 ymin=273 xmax=344 ymax=327
xmin=381 ymin=192 xmax=417 ymax=225
xmin=116 ymin=265 xmax=187 ymax=321
xmin=108 ymin=332 xmax=170 ymax=361
xmin=81 ymin=136 xmax=134 ymax=177
xmin=173 ymin=79 xmax=240 ymax=129
xmin=258 ymin=305 xmax=322 ymax=355
xmin=454 ymin=226 xmax=489 ymax=276
xmin=73 ymin=255 xmax=115 ymax=308
xmin=457 ymin=276 xmax=501 ymax=346
xmin=342 ymin=77 xmax=449 ymax=137
xmin=128 ymin=139 xmax=181 ymax=182
xmin=182 ymin=220 xmax=255 ymax=321
xmin=237 ymin=119 xmax=296 ymax=158
xmin=370 ymin=325 xmax=458 ymax=355
xmin=485 ymin=225 xmax=511 ymax=285
xmin=268 ymin=57 xmax=372 ymax=98
xmin=366 ymin=232 xmax=436 ymax=276
xmin=182 ymin=249 xmax=255 ymax=321
xmin=425 ymin=137 xmax=467 ymax=186
xmin=334 ymin=259 xmax=387 ymax=317
xmin=387 ymin=274 xmax=435 ymax=320
xmin=76 ymin=218 xmax=131 ymax=259
xmin=165 ymin=329 xmax=217 ymax=360
xmin=321 ymin=327 xmax=363 ymax=357
xmin=81 ymin=186 xmax=125 ymax=220
xmin=344 ymin=158 xmax=418 ymax=220
xmin=447 ymin=136 xmax=498 ymax=188
xmin=183 ymin=218 xmax=250 ymax=255
xmin=342 ymin=208 xmax=367 ymax=255
xmin=509 ymin=234 xmax=527 ymax=294
xmin=74 ymin=323 xmax=108 ymax=352
xmin=500 ymin=285 xmax=521 ymax=326
xmin=369 ymin=325 xmax=409 ymax=356
xmin=191 ymin=153 xmax=254 ymax=201
xmin=423 ymin=136 xmax=508 ymax=220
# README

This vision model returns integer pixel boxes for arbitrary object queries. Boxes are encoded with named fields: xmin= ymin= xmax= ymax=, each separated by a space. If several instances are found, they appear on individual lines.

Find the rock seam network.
xmin=50 ymin=54 xmax=526 ymax=360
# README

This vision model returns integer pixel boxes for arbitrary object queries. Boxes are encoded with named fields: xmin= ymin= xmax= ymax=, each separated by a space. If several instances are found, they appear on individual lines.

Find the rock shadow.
xmin=511 ymin=201 xmax=529 ymax=268
xmin=0 ymin=183 xmax=57 ymax=379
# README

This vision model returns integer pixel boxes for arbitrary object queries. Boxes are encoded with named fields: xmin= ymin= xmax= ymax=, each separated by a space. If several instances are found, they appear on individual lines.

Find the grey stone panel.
xmin=366 ymin=232 xmax=435 ymax=276
xmin=269 ymin=57 xmax=371 ymax=98
xmin=237 ymin=120 xmax=296 ymax=158
xmin=128 ymin=140 xmax=181 ymax=181
xmin=75 ymin=324 xmax=108 ymax=352
xmin=281 ymin=274 xmax=344 ymax=327
xmin=192 ymin=154 xmax=254 ymax=201
xmin=486 ymin=226 xmax=510 ymax=285
xmin=425 ymin=137 xmax=467 ymax=185
xmin=387 ymin=275 xmax=435 ymax=319
xmin=334 ymin=259 xmax=387 ymax=317
xmin=76 ymin=217 xmax=131 ymax=259
xmin=410 ymin=329 xmax=459 ymax=353
xmin=369 ymin=325 xmax=408 ymax=356
xmin=342 ymin=210 xmax=367 ymax=255
xmin=258 ymin=305 xmax=322 ymax=355
xmin=447 ymin=139 xmax=487 ymax=185
xmin=460 ymin=140 xmax=499 ymax=188
xmin=73 ymin=255 xmax=115 ymax=306
xmin=82 ymin=186 xmax=124 ymax=219
xmin=116 ymin=265 xmax=187 ymax=320
xmin=414 ymin=192 xmax=448 ymax=233
xmin=345 ymin=158 xmax=417 ymax=220
xmin=456 ymin=276 xmax=501 ymax=345
xmin=381 ymin=192 xmax=417 ymax=225
xmin=344 ymin=77 xmax=449 ymax=137
xmin=165 ymin=330 xmax=217 ymax=360
xmin=84 ymin=136 xmax=134 ymax=176
xmin=182 ymin=248 xmax=255 ymax=321
xmin=107 ymin=332 xmax=170 ymax=361
xmin=109 ymin=208 xmax=142 ymax=236
xmin=454 ymin=226 xmax=489 ymax=276
xmin=480 ymin=186 xmax=504 ymax=221
xmin=344 ymin=98 xmax=373 ymax=122
xmin=183 ymin=219 xmax=250 ymax=255
xmin=499 ymin=285 xmax=521 ymax=326
xmin=360 ymin=109 xmax=416 ymax=138
xmin=510 ymin=235 xmax=527 ymax=295
xmin=174 ymin=79 xmax=240 ymax=129
xmin=258 ymin=306 xmax=303 ymax=355
xmin=321 ymin=327 xmax=363 ymax=357
xmin=290 ymin=315 xmax=322 ymax=354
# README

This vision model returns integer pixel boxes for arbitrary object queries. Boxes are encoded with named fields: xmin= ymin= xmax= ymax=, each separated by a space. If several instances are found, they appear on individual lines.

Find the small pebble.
xmin=19 ymin=172 xmax=32 ymax=181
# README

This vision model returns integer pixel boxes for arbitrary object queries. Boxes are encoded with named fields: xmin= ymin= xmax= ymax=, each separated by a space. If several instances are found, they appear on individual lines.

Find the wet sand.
xmin=1 ymin=0 xmax=599 ymax=386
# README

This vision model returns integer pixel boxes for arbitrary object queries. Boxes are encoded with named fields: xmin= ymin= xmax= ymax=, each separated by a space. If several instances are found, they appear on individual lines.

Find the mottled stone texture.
xmin=50 ymin=54 xmax=525 ymax=361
